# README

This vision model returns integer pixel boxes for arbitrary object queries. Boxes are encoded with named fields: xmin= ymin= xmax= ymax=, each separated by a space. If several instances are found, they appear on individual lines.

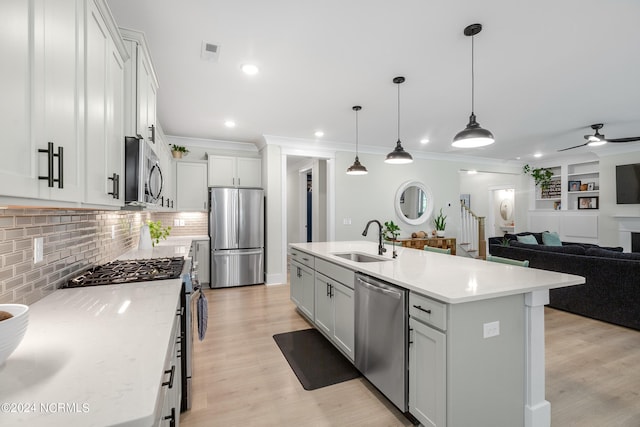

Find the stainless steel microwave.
xmin=124 ymin=136 xmax=163 ymax=207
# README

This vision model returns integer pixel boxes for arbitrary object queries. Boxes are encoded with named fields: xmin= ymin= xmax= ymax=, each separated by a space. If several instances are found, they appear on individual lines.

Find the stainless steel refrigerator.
xmin=209 ymin=187 xmax=264 ymax=288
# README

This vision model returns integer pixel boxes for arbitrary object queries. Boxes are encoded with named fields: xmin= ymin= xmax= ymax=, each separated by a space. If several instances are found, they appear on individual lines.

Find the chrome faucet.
xmin=362 ymin=220 xmax=386 ymax=256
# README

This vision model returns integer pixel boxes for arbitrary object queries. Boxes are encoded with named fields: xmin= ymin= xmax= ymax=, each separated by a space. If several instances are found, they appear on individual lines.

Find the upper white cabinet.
xmin=0 ymin=0 xmax=126 ymax=207
xmin=84 ymin=0 xmax=127 ymax=207
xmin=0 ymin=0 xmax=84 ymax=203
xmin=154 ymin=126 xmax=175 ymax=210
xmin=120 ymin=28 xmax=158 ymax=144
xmin=176 ymin=162 xmax=208 ymax=211
xmin=208 ymin=155 xmax=261 ymax=187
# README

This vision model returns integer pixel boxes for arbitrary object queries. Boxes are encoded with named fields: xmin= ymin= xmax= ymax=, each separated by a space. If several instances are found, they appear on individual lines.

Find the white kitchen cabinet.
xmin=290 ymin=259 xmax=314 ymax=319
xmin=120 ymin=28 xmax=158 ymax=144
xmin=157 ymin=302 xmax=182 ymax=427
xmin=176 ymin=162 xmax=208 ymax=211
xmin=154 ymin=127 xmax=176 ymax=210
xmin=208 ymin=155 xmax=262 ymax=187
xmin=0 ymin=0 xmax=83 ymax=203
xmin=409 ymin=317 xmax=446 ymax=427
xmin=314 ymin=272 xmax=354 ymax=361
xmin=192 ymin=239 xmax=210 ymax=286
xmin=84 ymin=0 xmax=127 ymax=207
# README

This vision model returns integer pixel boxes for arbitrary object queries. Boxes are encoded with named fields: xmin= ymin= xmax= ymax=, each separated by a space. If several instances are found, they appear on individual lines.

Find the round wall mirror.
xmin=395 ymin=181 xmax=434 ymax=225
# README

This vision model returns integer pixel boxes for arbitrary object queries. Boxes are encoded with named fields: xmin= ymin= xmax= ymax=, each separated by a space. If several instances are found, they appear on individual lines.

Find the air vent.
xmin=201 ymin=41 xmax=220 ymax=61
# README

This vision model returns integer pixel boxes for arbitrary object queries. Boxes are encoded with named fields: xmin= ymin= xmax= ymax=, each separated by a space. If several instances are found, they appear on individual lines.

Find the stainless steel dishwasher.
xmin=355 ymin=273 xmax=408 ymax=412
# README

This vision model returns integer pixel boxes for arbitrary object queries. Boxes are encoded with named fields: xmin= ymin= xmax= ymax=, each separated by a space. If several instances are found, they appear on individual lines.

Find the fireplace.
xmin=615 ymin=216 xmax=640 ymax=252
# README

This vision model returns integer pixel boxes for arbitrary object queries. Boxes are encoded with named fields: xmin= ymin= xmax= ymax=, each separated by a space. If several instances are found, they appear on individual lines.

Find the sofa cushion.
xmin=542 ymin=231 xmax=562 ymax=246
xmin=517 ymin=234 xmax=538 ymax=245
xmin=585 ymin=248 xmax=640 ymax=260
xmin=510 ymin=241 xmax=586 ymax=255
xmin=506 ymin=232 xmax=544 ymax=244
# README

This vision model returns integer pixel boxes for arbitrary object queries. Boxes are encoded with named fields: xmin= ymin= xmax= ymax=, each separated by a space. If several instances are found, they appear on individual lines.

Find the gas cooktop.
xmin=64 ymin=257 xmax=185 ymax=288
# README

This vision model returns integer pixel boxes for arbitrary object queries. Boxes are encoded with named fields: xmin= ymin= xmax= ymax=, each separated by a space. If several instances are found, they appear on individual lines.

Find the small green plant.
xmin=147 ymin=220 xmax=171 ymax=246
xmin=523 ymin=164 xmax=553 ymax=189
xmin=383 ymin=220 xmax=401 ymax=241
xmin=434 ymin=208 xmax=447 ymax=231
xmin=171 ymin=145 xmax=189 ymax=155
xmin=500 ymin=237 xmax=511 ymax=247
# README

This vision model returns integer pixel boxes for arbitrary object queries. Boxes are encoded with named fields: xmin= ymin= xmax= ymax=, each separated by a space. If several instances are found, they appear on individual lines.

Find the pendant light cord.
xmin=471 ymin=35 xmax=475 ymax=114
xmin=397 ymin=82 xmax=401 ymax=140
xmin=355 ymin=109 xmax=359 ymax=155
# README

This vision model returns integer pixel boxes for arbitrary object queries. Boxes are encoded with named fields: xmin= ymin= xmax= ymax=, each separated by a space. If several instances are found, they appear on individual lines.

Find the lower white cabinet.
xmin=176 ymin=162 xmax=208 ymax=211
xmin=314 ymin=273 xmax=354 ymax=360
xmin=157 ymin=303 xmax=182 ymax=427
xmin=290 ymin=259 xmax=314 ymax=319
xmin=409 ymin=317 xmax=446 ymax=427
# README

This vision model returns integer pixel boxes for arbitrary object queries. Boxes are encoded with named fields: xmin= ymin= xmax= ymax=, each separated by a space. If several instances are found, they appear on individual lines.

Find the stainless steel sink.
xmin=332 ymin=252 xmax=391 ymax=263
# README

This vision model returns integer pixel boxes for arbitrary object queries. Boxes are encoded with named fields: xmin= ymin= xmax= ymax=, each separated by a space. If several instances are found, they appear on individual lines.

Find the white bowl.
xmin=0 ymin=304 xmax=29 ymax=366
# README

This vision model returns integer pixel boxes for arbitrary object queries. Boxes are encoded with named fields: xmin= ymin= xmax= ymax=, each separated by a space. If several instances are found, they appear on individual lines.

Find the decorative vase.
xmin=171 ymin=151 xmax=183 ymax=159
xmin=436 ymin=230 xmax=445 ymax=238
xmin=138 ymin=224 xmax=152 ymax=249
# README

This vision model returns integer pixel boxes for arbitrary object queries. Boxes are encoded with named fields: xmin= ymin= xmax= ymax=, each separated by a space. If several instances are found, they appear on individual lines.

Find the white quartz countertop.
xmin=0 ymin=247 xmax=188 ymax=426
xmin=290 ymin=241 xmax=585 ymax=303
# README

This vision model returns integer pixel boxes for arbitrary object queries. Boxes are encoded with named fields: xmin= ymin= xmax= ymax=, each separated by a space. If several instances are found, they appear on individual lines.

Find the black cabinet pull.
xmin=413 ymin=305 xmax=432 ymax=314
xmin=149 ymin=124 xmax=155 ymax=143
xmin=162 ymin=365 xmax=175 ymax=388
xmin=108 ymin=173 xmax=119 ymax=199
xmin=164 ymin=408 xmax=175 ymax=427
xmin=326 ymin=282 xmax=330 ymax=297
xmin=38 ymin=142 xmax=64 ymax=188
xmin=409 ymin=327 xmax=414 ymax=345
xmin=161 ymin=195 xmax=165 ymax=206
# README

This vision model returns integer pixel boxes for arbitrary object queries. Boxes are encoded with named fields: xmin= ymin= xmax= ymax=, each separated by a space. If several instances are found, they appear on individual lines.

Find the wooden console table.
xmin=397 ymin=237 xmax=456 ymax=255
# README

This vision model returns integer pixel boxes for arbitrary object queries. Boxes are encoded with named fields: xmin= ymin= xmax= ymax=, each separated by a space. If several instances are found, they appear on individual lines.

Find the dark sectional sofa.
xmin=488 ymin=232 xmax=640 ymax=331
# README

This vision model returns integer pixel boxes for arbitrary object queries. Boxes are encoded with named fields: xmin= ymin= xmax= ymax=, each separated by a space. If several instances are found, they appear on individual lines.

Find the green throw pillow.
xmin=516 ymin=234 xmax=538 ymax=245
xmin=542 ymin=231 xmax=562 ymax=246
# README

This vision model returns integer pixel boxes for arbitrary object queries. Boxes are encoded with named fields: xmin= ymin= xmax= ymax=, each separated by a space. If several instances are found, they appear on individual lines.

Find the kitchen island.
xmin=289 ymin=241 xmax=585 ymax=427
xmin=0 ymin=241 xmax=201 ymax=427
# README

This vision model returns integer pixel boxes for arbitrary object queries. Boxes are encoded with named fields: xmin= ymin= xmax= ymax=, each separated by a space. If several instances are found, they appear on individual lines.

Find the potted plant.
xmin=171 ymin=144 xmax=189 ymax=159
xmin=383 ymin=220 xmax=401 ymax=258
xmin=147 ymin=220 xmax=172 ymax=246
xmin=522 ymin=164 xmax=553 ymax=190
xmin=434 ymin=208 xmax=447 ymax=237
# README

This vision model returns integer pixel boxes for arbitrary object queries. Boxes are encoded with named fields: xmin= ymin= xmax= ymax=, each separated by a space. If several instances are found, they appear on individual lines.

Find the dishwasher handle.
xmin=356 ymin=276 xmax=402 ymax=299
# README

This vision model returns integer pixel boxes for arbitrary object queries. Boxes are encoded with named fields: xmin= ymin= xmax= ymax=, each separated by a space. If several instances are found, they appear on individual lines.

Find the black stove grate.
xmin=64 ymin=257 xmax=185 ymax=288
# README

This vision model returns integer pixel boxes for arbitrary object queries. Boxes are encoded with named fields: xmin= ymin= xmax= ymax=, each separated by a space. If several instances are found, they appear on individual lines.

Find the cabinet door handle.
xmin=38 ymin=142 xmax=55 ymax=187
xmin=108 ymin=173 xmax=119 ymax=199
xmin=326 ymin=282 xmax=330 ymax=297
xmin=238 ymin=178 xmax=241 ymax=186
xmin=413 ymin=304 xmax=432 ymax=314
xmin=149 ymin=124 xmax=155 ymax=143
xmin=38 ymin=143 xmax=64 ymax=188
xmin=409 ymin=327 xmax=414 ymax=346
xmin=329 ymin=284 xmax=333 ymax=298
xmin=163 ymin=365 xmax=175 ymax=388
xmin=163 ymin=408 xmax=176 ymax=427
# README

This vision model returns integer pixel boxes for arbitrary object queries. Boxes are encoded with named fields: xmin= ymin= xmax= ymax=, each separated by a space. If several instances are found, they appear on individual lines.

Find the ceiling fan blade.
xmin=607 ymin=136 xmax=640 ymax=143
xmin=558 ymin=142 xmax=589 ymax=152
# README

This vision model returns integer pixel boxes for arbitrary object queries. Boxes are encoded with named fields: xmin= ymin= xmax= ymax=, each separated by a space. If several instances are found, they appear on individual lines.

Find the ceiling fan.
xmin=558 ymin=124 xmax=640 ymax=151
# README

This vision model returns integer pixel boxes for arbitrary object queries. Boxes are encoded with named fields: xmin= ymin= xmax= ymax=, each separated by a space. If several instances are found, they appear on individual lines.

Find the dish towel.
xmin=197 ymin=291 xmax=208 ymax=341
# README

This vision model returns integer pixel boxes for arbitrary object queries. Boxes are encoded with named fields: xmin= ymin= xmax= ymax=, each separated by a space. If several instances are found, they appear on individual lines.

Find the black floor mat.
xmin=273 ymin=328 xmax=361 ymax=390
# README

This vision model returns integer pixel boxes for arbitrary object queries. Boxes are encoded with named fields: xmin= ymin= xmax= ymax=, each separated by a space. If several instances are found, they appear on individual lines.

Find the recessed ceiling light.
xmin=467 ymin=170 xmax=478 ymax=174
xmin=314 ymin=131 xmax=324 ymax=138
xmin=420 ymin=138 xmax=429 ymax=144
xmin=534 ymin=153 xmax=543 ymax=158
xmin=241 ymin=64 xmax=259 ymax=75
xmin=224 ymin=120 xmax=236 ymax=128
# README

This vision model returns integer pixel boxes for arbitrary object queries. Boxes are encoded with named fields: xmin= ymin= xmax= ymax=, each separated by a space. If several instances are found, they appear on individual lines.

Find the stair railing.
xmin=460 ymin=202 xmax=487 ymax=260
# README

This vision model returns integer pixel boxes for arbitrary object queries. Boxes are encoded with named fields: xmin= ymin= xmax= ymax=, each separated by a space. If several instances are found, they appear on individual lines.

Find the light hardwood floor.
xmin=181 ymin=284 xmax=640 ymax=427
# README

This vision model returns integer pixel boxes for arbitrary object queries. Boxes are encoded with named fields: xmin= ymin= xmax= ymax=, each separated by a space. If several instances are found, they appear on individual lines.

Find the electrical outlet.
xmin=111 ymin=225 xmax=116 ymax=240
xmin=174 ymin=219 xmax=180 ymax=227
xmin=343 ymin=218 xmax=352 ymax=225
xmin=179 ymin=219 xmax=185 ymax=226
xmin=483 ymin=321 xmax=500 ymax=338
xmin=34 ymin=237 xmax=43 ymax=264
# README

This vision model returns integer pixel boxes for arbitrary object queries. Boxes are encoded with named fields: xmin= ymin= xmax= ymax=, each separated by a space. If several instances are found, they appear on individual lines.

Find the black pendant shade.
xmin=347 ymin=106 xmax=368 ymax=175
xmin=452 ymin=23 xmax=495 ymax=148
xmin=385 ymin=77 xmax=413 ymax=164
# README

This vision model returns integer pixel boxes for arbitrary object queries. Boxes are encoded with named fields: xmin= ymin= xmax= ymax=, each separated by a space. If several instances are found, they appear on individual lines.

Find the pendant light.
xmin=346 ymin=105 xmax=368 ymax=175
xmin=452 ymin=23 xmax=495 ymax=148
xmin=385 ymin=76 xmax=413 ymax=164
